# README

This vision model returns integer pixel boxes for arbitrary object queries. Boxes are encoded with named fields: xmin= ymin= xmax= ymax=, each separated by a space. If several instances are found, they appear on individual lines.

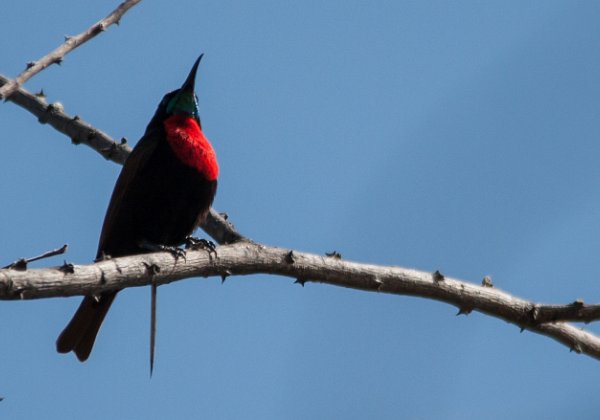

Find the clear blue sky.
xmin=2 ymin=1 xmax=600 ymax=418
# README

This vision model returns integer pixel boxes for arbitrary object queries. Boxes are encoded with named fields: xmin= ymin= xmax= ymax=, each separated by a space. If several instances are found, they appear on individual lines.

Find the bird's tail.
xmin=56 ymin=292 xmax=117 ymax=361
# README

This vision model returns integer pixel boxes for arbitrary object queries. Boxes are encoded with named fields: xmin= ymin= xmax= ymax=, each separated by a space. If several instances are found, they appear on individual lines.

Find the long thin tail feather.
xmin=150 ymin=283 xmax=157 ymax=376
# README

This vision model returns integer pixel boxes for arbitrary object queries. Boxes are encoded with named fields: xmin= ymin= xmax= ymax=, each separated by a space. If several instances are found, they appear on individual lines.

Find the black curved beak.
xmin=181 ymin=54 xmax=203 ymax=93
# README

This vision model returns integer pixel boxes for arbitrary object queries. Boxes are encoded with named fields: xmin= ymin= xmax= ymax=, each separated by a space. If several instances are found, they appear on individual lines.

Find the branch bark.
xmin=1 ymin=241 xmax=599 ymax=360
xmin=0 ymin=0 xmax=142 ymax=100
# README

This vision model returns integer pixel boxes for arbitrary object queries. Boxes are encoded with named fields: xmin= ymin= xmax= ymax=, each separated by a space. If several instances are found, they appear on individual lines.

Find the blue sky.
xmin=2 ymin=1 xmax=600 ymax=418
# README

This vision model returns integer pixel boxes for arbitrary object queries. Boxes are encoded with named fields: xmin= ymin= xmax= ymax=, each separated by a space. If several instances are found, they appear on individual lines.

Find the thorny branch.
xmin=1 ymin=0 xmax=600 ymax=364
xmin=1 ymin=242 xmax=600 ymax=360
xmin=0 ymin=0 xmax=142 ymax=100
xmin=0 ymin=74 xmax=130 ymax=163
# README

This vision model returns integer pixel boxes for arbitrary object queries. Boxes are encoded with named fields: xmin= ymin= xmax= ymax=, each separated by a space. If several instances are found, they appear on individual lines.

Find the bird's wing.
xmin=96 ymin=131 xmax=159 ymax=259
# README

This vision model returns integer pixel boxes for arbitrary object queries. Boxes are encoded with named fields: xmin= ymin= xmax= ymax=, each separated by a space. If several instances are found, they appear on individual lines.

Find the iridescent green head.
xmin=165 ymin=54 xmax=203 ymax=121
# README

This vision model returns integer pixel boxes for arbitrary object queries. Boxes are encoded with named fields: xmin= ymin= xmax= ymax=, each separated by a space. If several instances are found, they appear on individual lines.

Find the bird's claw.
xmin=185 ymin=236 xmax=217 ymax=258
xmin=138 ymin=240 xmax=186 ymax=260
xmin=167 ymin=246 xmax=187 ymax=260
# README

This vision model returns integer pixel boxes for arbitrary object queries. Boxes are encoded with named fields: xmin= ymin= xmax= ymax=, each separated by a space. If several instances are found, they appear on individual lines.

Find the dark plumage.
xmin=56 ymin=56 xmax=218 ymax=361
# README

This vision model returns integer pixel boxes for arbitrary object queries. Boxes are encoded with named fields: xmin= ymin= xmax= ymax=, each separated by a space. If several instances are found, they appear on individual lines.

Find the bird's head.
xmin=153 ymin=55 xmax=204 ymax=128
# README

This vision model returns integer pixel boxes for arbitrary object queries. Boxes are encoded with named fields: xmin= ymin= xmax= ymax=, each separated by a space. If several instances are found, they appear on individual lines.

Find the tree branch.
xmin=0 ymin=74 xmax=131 ymax=163
xmin=1 ymin=241 xmax=600 ymax=360
xmin=0 ymin=0 xmax=142 ymax=100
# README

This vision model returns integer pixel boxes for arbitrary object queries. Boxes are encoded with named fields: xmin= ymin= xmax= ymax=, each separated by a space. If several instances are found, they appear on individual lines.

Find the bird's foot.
xmin=165 ymin=245 xmax=187 ymax=260
xmin=138 ymin=240 xmax=187 ymax=261
xmin=185 ymin=236 xmax=217 ymax=258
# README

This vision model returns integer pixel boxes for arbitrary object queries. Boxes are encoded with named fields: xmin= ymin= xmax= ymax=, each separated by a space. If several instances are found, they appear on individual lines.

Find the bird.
xmin=56 ymin=55 xmax=219 ymax=363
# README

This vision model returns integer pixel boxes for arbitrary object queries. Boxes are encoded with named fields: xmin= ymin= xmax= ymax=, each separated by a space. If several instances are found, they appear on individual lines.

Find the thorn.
xmin=285 ymin=250 xmax=295 ymax=264
xmin=221 ymin=269 xmax=232 ymax=284
xmin=573 ymin=299 xmax=585 ymax=307
xmin=64 ymin=34 xmax=73 ymax=42
xmin=3 ymin=258 xmax=27 ymax=271
xmin=219 ymin=212 xmax=229 ymax=220
xmin=520 ymin=326 xmax=525 ymax=333
xmin=72 ymin=115 xmax=80 ymax=121
xmin=13 ymin=259 xmax=28 ymax=271
xmin=59 ymin=261 xmax=75 ymax=274
xmin=26 ymin=61 xmax=36 ymax=69
xmin=115 ymin=18 xmax=121 ymax=26
xmin=294 ymin=278 xmax=306 ymax=287
xmin=456 ymin=307 xmax=472 ymax=316
xmin=53 ymin=57 xmax=63 ymax=66
xmin=93 ymin=23 xmax=106 ymax=33
xmin=35 ymin=89 xmax=46 ymax=99
xmin=481 ymin=275 xmax=493 ymax=288
xmin=325 ymin=250 xmax=342 ymax=259
xmin=570 ymin=343 xmax=582 ymax=354
xmin=433 ymin=270 xmax=444 ymax=282
xmin=120 ymin=137 xmax=128 ymax=145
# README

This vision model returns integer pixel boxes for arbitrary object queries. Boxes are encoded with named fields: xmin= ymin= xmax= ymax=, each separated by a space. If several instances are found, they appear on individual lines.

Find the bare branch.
xmin=0 ymin=75 xmax=131 ymax=163
xmin=199 ymin=210 xmax=245 ymax=245
xmin=0 ymin=0 xmax=142 ymax=100
xmin=1 ymin=241 xmax=600 ymax=360
xmin=527 ymin=301 xmax=600 ymax=324
xmin=3 ymin=244 xmax=68 ymax=270
xmin=0 ymin=75 xmax=244 ymax=244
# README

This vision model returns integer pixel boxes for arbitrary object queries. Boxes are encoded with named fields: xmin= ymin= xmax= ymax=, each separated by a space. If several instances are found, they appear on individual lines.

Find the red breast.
xmin=163 ymin=115 xmax=219 ymax=181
